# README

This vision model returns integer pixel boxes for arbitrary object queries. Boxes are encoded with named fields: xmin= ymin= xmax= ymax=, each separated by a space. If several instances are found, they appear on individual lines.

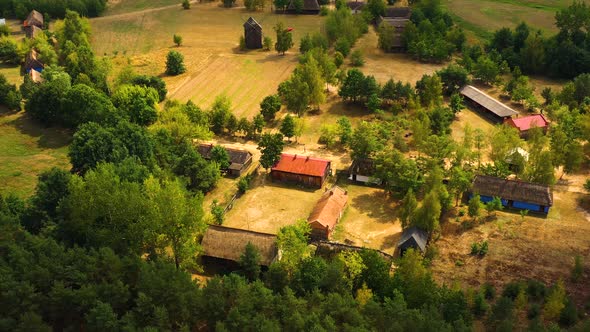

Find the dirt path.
xmin=92 ymin=0 xmax=199 ymax=21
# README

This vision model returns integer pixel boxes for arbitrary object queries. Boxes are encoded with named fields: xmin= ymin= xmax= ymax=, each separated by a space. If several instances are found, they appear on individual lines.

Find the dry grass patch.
xmin=222 ymin=172 xmax=325 ymax=234
xmin=331 ymin=183 xmax=401 ymax=254
xmin=0 ymin=111 xmax=71 ymax=197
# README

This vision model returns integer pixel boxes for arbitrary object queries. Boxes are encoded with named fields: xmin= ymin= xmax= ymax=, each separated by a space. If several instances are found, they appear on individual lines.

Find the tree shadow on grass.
xmin=7 ymin=112 xmax=72 ymax=149
xmin=380 ymin=232 xmax=401 ymax=254
xmin=350 ymin=190 xmax=398 ymax=224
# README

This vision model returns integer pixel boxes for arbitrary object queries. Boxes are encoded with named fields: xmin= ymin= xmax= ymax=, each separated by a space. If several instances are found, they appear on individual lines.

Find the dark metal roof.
xmin=397 ymin=227 xmax=428 ymax=252
xmin=384 ymin=7 xmax=412 ymax=19
xmin=472 ymin=175 xmax=553 ymax=207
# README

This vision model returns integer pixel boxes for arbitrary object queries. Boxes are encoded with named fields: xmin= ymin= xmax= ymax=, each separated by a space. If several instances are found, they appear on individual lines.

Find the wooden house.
xmin=286 ymin=0 xmax=320 ymax=14
xmin=243 ymin=17 xmax=262 ymax=49
xmin=397 ymin=227 xmax=428 ymax=255
xmin=24 ymin=49 xmax=44 ymax=73
xmin=271 ymin=153 xmax=331 ymax=188
xmin=504 ymin=114 xmax=549 ymax=138
xmin=197 ymin=143 xmax=253 ymax=176
xmin=377 ymin=7 xmax=411 ymax=51
xmin=460 ymin=85 xmax=519 ymax=123
xmin=25 ymin=25 xmax=43 ymax=39
xmin=307 ymin=186 xmax=348 ymax=241
xmin=470 ymin=175 xmax=553 ymax=214
xmin=201 ymin=225 xmax=278 ymax=267
xmin=348 ymin=158 xmax=382 ymax=185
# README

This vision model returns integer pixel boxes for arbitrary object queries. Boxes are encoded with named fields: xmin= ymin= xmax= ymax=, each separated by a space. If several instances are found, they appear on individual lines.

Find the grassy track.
xmin=104 ymin=0 xmax=182 ymax=16
xmin=0 ymin=112 xmax=70 ymax=197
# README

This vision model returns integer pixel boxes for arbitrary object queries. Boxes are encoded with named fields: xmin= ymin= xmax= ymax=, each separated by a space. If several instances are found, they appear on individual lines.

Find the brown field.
xmin=331 ymin=183 xmax=402 ymax=254
xmin=222 ymin=173 xmax=325 ymax=233
xmin=431 ymin=189 xmax=590 ymax=302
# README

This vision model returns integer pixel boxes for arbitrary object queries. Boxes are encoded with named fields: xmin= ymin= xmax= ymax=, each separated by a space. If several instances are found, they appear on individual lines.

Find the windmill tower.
xmin=243 ymin=17 xmax=263 ymax=49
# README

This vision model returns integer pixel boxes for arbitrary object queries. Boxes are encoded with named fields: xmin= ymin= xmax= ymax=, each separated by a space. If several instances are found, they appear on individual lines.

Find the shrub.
xmin=222 ymin=0 xmax=236 ymax=7
xmin=263 ymin=36 xmax=272 ymax=51
xmin=571 ymin=255 xmax=583 ymax=282
xmin=350 ymin=49 xmax=364 ymax=66
xmin=455 ymin=260 xmax=464 ymax=266
xmin=334 ymin=37 xmax=351 ymax=57
xmin=526 ymin=279 xmax=547 ymax=302
xmin=471 ymin=240 xmax=488 ymax=256
xmin=173 ymin=34 xmax=183 ymax=47
xmin=237 ymin=176 xmax=251 ymax=194
xmin=165 ymin=50 xmax=186 ymax=75
xmin=334 ymin=51 xmax=344 ymax=68
xmin=182 ymin=0 xmax=191 ymax=9
xmin=528 ymin=303 xmax=541 ymax=319
xmin=319 ymin=6 xmax=329 ymax=16
xmin=470 ymin=242 xmax=480 ymax=255
xmin=482 ymin=282 xmax=496 ymax=300
xmin=211 ymin=200 xmax=225 ymax=225
xmin=502 ymin=281 xmax=522 ymax=300
xmin=472 ymin=292 xmax=489 ymax=317
xmin=559 ymin=297 xmax=578 ymax=327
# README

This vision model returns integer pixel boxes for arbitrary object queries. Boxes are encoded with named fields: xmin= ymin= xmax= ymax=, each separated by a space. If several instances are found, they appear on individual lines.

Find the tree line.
xmin=0 ymin=0 xmax=108 ymax=20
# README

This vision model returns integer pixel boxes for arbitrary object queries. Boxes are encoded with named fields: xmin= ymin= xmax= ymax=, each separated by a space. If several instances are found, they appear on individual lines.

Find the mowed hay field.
xmin=0 ymin=111 xmax=71 ymax=197
xmin=445 ymin=0 xmax=590 ymax=40
xmin=91 ymin=2 xmax=323 ymax=119
xmin=431 ymin=190 xmax=590 ymax=302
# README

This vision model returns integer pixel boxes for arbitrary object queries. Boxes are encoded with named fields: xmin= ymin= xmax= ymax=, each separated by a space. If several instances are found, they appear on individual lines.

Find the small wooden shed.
xmin=348 ymin=158 xmax=381 ymax=185
xmin=243 ymin=17 xmax=262 ymax=49
xmin=24 ymin=49 xmax=44 ymax=73
xmin=286 ymin=0 xmax=320 ymax=14
xmin=397 ymin=227 xmax=428 ymax=256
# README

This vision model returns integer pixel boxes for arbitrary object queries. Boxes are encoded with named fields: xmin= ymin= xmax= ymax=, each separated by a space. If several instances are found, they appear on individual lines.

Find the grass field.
xmin=444 ymin=0 xmax=590 ymax=41
xmin=431 ymin=189 xmax=590 ymax=304
xmin=103 ymin=0 xmax=183 ymax=16
xmin=0 ymin=111 xmax=71 ymax=197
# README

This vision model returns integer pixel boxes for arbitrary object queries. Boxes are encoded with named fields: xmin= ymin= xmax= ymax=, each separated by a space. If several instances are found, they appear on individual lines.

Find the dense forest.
xmin=0 ymin=0 xmax=108 ymax=19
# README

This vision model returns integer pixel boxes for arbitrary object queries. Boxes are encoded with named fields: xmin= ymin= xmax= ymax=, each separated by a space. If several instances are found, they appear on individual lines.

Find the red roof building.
xmin=504 ymin=114 xmax=549 ymax=137
xmin=308 ymin=186 xmax=348 ymax=240
xmin=271 ymin=153 xmax=331 ymax=188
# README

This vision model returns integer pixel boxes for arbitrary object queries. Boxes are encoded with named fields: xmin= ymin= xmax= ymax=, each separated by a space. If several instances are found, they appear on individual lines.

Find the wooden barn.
xmin=286 ymin=0 xmax=320 ymax=14
xmin=348 ymin=158 xmax=382 ymax=185
xmin=24 ymin=49 xmax=44 ymax=73
xmin=271 ymin=153 xmax=331 ymax=188
xmin=25 ymin=25 xmax=43 ymax=39
xmin=307 ymin=186 xmax=348 ymax=241
xmin=201 ymin=225 xmax=278 ymax=267
xmin=397 ymin=227 xmax=428 ymax=255
xmin=460 ymin=85 xmax=519 ymax=123
xmin=377 ymin=7 xmax=411 ymax=51
xmin=197 ymin=143 xmax=253 ymax=176
xmin=470 ymin=175 xmax=553 ymax=214
xmin=504 ymin=114 xmax=549 ymax=138
xmin=243 ymin=17 xmax=262 ymax=49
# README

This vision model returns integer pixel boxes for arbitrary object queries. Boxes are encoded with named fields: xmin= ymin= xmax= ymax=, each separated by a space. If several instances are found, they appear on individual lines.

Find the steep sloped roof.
xmin=197 ymin=143 xmax=252 ymax=166
xmin=243 ymin=17 xmax=262 ymax=32
xmin=24 ymin=10 xmax=43 ymax=28
xmin=397 ymin=227 xmax=428 ymax=252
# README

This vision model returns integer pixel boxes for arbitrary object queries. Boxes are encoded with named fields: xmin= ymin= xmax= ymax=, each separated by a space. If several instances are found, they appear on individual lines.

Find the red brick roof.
xmin=308 ymin=186 xmax=348 ymax=231
xmin=505 ymin=114 xmax=549 ymax=132
xmin=271 ymin=153 xmax=330 ymax=177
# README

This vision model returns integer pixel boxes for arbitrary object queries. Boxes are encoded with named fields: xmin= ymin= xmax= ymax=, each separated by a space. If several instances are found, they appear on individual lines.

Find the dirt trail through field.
xmin=92 ymin=0 xmax=199 ymax=21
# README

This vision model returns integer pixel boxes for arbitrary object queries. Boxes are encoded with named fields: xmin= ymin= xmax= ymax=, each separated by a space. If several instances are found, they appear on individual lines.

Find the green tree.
xmin=131 ymin=75 xmax=168 ymax=102
xmin=240 ymin=242 xmax=261 ymax=281
xmin=263 ymin=36 xmax=272 ymax=51
xmin=166 ymin=50 xmax=186 ymax=75
xmin=485 ymin=196 xmax=503 ymax=216
xmin=412 ymin=190 xmax=441 ymax=232
xmin=211 ymin=200 xmax=225 ymax=225
xmin=258 ymin=133 xmax=285 ymax=170
xmin=544 ymin=280 xmax=566 ymax=321
xmin=399 ymin=189 xmax=418 ymax=229
xmin=449 ymin=93 xmax=464 ymax=114
xmin=173 ymin=34 xmax=183 ymax=47
xmin=182 ymin=0 xmax=191 ymax=9
xmin=437 ymin=64 xmax=470 ymax=95
xmin=448 ymin=167 xmax=472 ymax=206
xmin=336 ymin=117 xmax=353 ymax=145
xmin=277 ymin=219 xmax=312 ymax=273
xmin=260 ymin=94 xmax=281 ymax=120
xmin=274 ymin=22 xmax=293 ymax=55
xmin=144 ymin=177 xmax=205 ymax=269
xmin=350 ymin=121 xmax=382 ymax=160
xmin=112 ymin=85 xmax=159 ymax=126
xmin=209 ymin=94 xmax=232 ymax=135
xmin=468 ymin=195 xmax=482 ymax=220
xmin=280 ymin=115 xmax=296 ymax=141
xmin=473 ymin=55 xmax=500 ymax=85
xmin=374 ymin=149 xmax=423 ymax=195
xmin=211 ymin=145 xmax=230 ymax=169
xmin=61 ymin=84 xmax=118 ymax=128
xmin=415 ymin=74 xmax=443 ymax=107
